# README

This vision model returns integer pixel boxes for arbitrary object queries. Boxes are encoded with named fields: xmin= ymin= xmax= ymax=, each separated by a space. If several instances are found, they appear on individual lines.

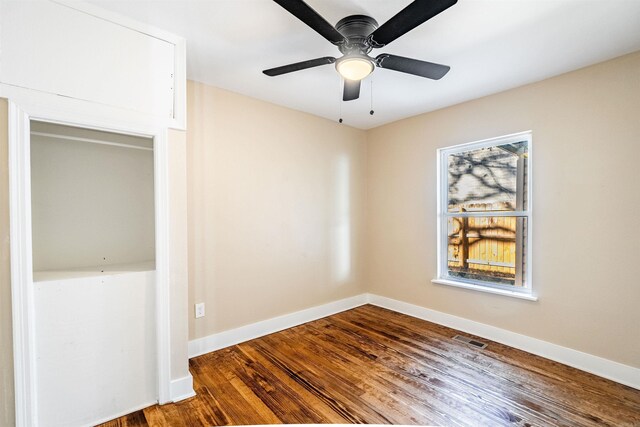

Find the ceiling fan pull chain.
xmin=338 ymin=75 xmax=344 ymax=123
xmin=370 ymin=78 xmax=375 ymax=116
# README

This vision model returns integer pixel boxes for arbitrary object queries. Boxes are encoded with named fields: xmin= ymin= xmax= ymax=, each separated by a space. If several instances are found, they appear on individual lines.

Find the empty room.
xmin=1 ymin=0 xmax=639 ymax=426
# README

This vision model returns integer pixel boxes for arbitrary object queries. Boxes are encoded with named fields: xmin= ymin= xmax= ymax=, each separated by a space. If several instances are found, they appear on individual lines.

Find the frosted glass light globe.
xmin=336 ymin=56 xmax=374 ymax=81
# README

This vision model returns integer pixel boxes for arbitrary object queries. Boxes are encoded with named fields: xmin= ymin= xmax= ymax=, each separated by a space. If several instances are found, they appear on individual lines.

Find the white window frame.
xmin=432 ymin=131 xmax=536 ymax=301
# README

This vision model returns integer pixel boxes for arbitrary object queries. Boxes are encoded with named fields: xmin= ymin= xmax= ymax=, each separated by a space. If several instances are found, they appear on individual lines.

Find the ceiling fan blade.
xmin=368 ymin=0 xmax=457 ymax=48
xmin=263 ymin=57 xmax=336 ymax=76
xmin=376 ymin=54 xmax=450 ymax=80
xmin=273 ymin=0 xmax=346 ymax=45
xmin=343 ymin=79 xmax=361 ymax=101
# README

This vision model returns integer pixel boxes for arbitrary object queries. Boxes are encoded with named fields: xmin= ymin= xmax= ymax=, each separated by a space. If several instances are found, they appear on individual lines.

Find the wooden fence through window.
xmin=447 ymin=216 xmax=517 ymax=280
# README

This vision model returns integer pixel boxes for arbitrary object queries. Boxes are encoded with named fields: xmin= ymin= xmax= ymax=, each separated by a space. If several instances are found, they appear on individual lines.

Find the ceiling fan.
xmin=263 ymin=0 xmax=458 ymax=101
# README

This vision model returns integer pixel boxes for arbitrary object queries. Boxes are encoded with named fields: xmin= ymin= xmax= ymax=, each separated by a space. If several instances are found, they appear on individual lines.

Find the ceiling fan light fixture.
xmin=336 ymin=55 xmax=374 ymax=81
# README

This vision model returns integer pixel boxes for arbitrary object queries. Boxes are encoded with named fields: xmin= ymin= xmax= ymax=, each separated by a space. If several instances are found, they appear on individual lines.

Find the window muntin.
xmin=437 ymin=133 xmax=532 ymax=294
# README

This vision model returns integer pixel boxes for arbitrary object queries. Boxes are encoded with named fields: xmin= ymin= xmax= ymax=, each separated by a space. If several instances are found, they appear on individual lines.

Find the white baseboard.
xmin=367 ymin=293 xmax=640 ymax=390
xmin=188 ymin=294 xmax=369 ymax=358
xmin=170 ymin=373 xmax=196 ymax=402
xmin=187 ymin=292 xmax=639 ymax=390
xmin=81 ymin=375 xmax=194 ymax=425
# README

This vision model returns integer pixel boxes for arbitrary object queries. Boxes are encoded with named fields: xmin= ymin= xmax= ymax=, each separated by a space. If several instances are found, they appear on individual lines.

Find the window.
xmin=434 ymin=132 xmax=534 ymax=300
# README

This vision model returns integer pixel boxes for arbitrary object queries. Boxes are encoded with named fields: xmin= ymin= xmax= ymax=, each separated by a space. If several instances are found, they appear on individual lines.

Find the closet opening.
xmin=28 ymin=120 xmax=159 ymax=425
xmin=30 ymin=121 xmax=156 ymax=280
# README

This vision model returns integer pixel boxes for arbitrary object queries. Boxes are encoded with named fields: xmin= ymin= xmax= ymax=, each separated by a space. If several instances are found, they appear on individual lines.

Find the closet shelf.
xmin=33 ymin=261 xmax=155 ymax=282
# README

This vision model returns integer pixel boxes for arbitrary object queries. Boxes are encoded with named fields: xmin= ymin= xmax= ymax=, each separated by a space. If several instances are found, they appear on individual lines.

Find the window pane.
xmin=448 ymin=141 xmax=528 ymax=212
xmin=447 ymin=216 xmax=527 ymax=287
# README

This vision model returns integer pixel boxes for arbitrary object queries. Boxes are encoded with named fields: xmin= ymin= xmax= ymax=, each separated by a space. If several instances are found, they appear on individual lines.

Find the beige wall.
xmin=187 ymin=82 xmax=368 ymax=339
xmin=0 ymin=99 xmax=15 ymax=427
xmin=366 ymin=52 xmax=640 ymax=367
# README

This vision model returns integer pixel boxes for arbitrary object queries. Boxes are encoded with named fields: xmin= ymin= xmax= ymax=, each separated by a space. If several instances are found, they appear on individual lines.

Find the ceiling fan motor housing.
xmin=335 ymin=15 xmax=379 ymax=55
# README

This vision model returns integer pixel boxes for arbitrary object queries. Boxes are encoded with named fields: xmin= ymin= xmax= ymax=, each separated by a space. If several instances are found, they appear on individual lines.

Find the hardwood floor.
xmin=100 ymin=305 xmax=640 ymax=426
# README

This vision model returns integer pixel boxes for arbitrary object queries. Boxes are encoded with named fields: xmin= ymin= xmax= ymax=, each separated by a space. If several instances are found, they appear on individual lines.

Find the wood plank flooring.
xmin=100 ymin=305 xmax=640 ymax=426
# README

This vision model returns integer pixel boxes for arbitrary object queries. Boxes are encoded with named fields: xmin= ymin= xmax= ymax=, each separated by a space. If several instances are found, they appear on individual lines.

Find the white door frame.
xmin=7 ymin=93 xmax=172 ymax=426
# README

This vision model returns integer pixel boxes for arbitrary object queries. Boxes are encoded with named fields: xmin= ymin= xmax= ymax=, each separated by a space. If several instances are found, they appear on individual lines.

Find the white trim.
xmin=170 ymin=374 xmax=196 ymax=403
xmin=188 ymin=294 xmax=369 ymax=358
xmin=367 ymin=294 xmax=640 ymax=390
xmin=436 ymin=145 xmax=443 ymax=283
xmin=0 ymin=84 xmax=167 ymax=135
xmin=0 ymin=11 xmax=186 ymax=129
xmin=171 ymin=38 xmax=187 ymax=130
xmin=439 ymin=131 xmax=533 ymax=154
xmin=442 ymin=210 xmax=530 ymax=218
xmin=153 ymin=129 xmax=172 ymax=405
xmin=7 ymin=98 xmax=173 ymax=425
xmin=431 ymin=279 xmax=538 ymax=301
xmin=52 ymin=0 xmax=183 ymax=44
xmin=50 ymin=0 xmax=187 ymax=129
xmin=8 ymin=102 xmax=38 ymax=427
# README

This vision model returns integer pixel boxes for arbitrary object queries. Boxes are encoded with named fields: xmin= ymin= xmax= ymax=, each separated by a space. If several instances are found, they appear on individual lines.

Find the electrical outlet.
xmin=195 ymin=303 xmax=205 ymax=319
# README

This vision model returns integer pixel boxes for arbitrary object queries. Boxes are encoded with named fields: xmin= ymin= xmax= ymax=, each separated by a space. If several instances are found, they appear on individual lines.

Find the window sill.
xmin=431 ymin=278 xmax=538 ymax=301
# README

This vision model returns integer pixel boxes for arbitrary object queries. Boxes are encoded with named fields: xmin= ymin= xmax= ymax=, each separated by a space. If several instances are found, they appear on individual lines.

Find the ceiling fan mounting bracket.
xmin=335 ymin=15 xmax=378 ymax=56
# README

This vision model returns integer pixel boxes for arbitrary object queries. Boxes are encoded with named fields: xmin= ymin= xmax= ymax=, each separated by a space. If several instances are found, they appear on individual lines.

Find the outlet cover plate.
xmin=195 ymin=303 xmax=205 ymax=319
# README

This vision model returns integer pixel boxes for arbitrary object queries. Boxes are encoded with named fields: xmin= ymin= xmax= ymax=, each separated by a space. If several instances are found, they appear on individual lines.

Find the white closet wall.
xmin=30 ymin=122 xmax=155 ymax=274
xmin=34 ymin=271 xmax=157 ymax=427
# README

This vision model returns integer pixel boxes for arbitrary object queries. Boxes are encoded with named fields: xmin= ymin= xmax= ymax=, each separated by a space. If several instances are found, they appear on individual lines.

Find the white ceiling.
xmin=88 ymin=0 xmax=640 ymax=129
